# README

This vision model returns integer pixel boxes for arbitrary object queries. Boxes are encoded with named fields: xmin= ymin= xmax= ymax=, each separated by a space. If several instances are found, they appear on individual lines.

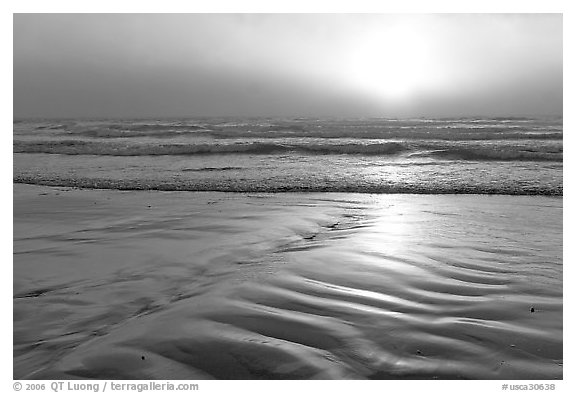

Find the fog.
xmin=14 ymin=14 xmax=562 ymax=118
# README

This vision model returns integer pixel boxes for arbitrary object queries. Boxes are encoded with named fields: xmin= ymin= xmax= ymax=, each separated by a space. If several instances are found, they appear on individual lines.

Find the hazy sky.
xmin=13 ymin=14 xmax=562 ymax=118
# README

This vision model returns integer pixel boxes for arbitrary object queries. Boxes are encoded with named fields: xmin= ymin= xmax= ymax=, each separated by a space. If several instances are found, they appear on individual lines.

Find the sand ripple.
xmin=13 ymin=186 xmax=562 ymax=379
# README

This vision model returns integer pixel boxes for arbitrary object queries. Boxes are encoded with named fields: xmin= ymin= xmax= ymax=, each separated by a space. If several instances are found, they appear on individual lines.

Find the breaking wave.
xmin=13 ymin=140 xmax=562 ymax=162
xmin=424 ymin=148 xmax=562 ymax=162
xmin=13 ymin=174 xmax=562 ymax=195
xmin=13 ymin=141 xmax=407 ymax=156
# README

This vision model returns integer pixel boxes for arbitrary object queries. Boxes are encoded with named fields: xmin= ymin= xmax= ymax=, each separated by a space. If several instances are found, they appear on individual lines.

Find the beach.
xmin=13 ymin=13 xmax=564 ymax=384
xmin=14 ymin=184 xmax=562 ymax=379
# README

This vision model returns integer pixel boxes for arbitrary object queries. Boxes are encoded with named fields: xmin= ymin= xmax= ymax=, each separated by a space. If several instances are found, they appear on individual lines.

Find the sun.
xmin=344 ymin=24 xmax=446 ymax=102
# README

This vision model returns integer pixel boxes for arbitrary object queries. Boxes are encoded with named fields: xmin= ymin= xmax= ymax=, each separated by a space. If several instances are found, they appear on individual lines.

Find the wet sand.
xmin=13 ymin=184 xmax=562 ymax=379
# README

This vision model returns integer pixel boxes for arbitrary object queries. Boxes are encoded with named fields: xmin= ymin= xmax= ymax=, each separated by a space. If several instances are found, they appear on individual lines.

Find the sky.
xmin=13 ymin=13 xmax=562 ymax=118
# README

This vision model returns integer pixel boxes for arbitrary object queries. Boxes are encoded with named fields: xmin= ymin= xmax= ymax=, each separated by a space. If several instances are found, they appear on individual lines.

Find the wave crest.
xmin=13 ymin=141 xmax=407 ymax=156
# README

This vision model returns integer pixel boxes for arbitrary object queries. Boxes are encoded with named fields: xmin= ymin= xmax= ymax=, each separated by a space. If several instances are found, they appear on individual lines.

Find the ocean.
xmin=13 ymin=117 xmax=563 ymax=379
xmin=13 ymin=117 xmax=562 ymax=194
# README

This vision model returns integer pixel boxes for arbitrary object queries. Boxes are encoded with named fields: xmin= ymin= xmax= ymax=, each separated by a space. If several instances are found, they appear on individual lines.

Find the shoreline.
xmin=12 ymin=180 xmax=563 ymax=196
